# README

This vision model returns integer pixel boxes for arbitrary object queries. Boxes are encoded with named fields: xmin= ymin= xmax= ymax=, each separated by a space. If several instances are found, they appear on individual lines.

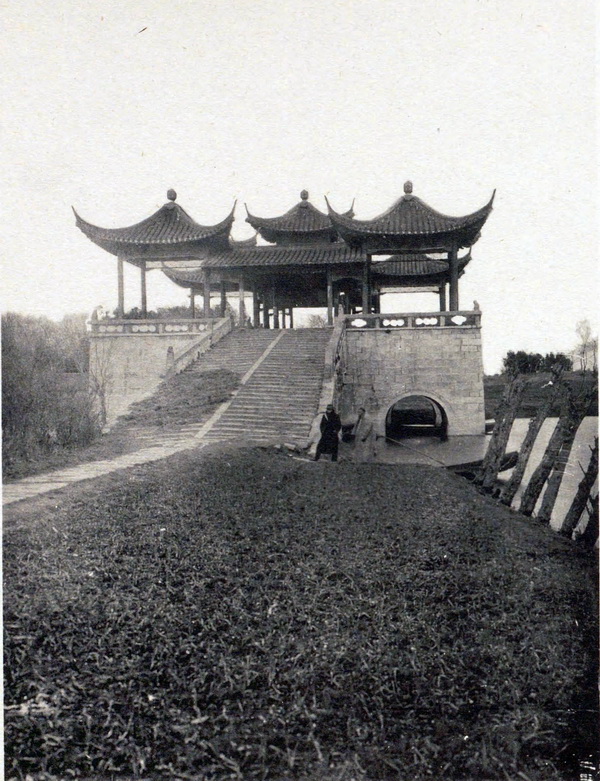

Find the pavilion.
xmin=74 ymin=182 xmax=494 ymax=326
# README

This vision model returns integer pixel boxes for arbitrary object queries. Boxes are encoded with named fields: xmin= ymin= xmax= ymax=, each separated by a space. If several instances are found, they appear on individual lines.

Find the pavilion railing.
xmin=87 ymin=317 xmax=220 ymax=336
xmin=166 ymin=317 xmax=232 ymax=377
xmin=344 ymin=311 xmax=481 ymax=330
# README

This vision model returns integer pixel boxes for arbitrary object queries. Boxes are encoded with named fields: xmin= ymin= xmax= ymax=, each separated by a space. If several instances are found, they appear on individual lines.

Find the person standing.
xmin=353 ymin=400 xmax=379 ymax=463
xmin=314 ymin=404 xmax=342 ymax=461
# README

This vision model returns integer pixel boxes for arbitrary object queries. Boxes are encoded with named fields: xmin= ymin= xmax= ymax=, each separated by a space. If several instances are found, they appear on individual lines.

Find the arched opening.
xmin=385 ymin=395 xmax=448 ymax=441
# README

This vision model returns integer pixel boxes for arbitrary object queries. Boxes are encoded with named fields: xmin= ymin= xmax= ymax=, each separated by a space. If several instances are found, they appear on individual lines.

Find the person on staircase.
xmin=314 ymin=404 xmax=342 ymax=462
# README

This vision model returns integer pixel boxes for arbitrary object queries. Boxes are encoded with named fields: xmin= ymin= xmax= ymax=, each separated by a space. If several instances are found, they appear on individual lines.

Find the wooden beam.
xmin=439 ymin=282 xmax=447 ymax=312
xmin=220 ymin=279 xmax=227 ymax=317
xmin=117 ymin=258 xmax=124 ymax=317
xmin=362 ymin=256 xmax=371 ymax=313
xmin=239 ymin=272 xmax=246 ymax=325
xmin=272 ymin=287 xmax=280 ymax=329
xmin=253 ymin=286 xmax=260 ymax=327
xmin=203 ymin=268 xmax=211 ymax=318
xmin=449 ymin=246 xmax=459 ymax=311
xmin=140 ymin=261 xmax=147 ymax=317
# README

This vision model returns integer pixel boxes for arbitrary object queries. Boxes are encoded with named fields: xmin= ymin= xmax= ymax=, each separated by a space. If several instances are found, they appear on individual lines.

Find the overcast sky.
xmin=2 ymin=0 xmax=597 ymax=372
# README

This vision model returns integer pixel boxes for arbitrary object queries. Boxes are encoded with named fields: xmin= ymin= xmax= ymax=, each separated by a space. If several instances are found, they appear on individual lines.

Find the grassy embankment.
xmin=2 ymin=368 xmax=240 ymax=481
xmin=4 ymin=446 xmax=598 ymax=780
xmin=4 ymin=370 xmax=596 ymax=483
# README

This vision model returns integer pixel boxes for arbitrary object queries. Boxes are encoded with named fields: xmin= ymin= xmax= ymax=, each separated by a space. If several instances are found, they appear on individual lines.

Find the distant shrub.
xmin=502 ymin=350 xmax=572 ymax=375
xmin=2 ymin=313 xmax=101 ymax=476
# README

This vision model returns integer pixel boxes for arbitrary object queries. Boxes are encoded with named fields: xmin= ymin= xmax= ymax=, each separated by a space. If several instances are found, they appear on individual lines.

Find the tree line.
xmin=501 ymin=350 xmax=573 ymax=375
xmin=2 ymin=312 xmax=100 ymax=476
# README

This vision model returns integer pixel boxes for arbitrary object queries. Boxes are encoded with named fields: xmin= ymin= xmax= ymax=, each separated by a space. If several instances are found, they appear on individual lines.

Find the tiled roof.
xmin=203 ymin=244 xmax=363 ymax=268
xmin=73 ymin=200 xmax=235 ymax=255
xmin=245 ymin=191 xmax=354 ymax=241
xmin=229 ymin=234 xmax=258 ymax=248
xmin=162 ymin=245 xmax=364 ymax=286
xmin=371 ymin=252 xmax=470 ymax=277
xmin=327 ymin=189 xmax=494 ymax=248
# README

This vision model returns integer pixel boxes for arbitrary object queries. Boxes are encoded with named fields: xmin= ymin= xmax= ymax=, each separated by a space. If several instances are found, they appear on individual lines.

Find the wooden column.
xmin=289 ymin=307 xmax=294 ymax=329
xmin=272 ymin=287 xmax=280 ymax=329
xmin=253 ymin=286 xmax=260 ymax=327
xmin=140 ymin=261 xmax=147 ymax=317
xmin=362 ymin=256 xmax=371 ymax=314
xmin=281 ymin=309 xmax=287 ymax=329
xmin=117 ymin=258 xmax=124 ymax=317
xmin=448 ymin=246 xmax=459 ymax=311
xmin=326 ymin=267 xmax=334 ymax=325
xmin=190 ymin=289 xmax=196 ymax=318
xmin=203 ymin=268 xmax=211 ymax=318
xmin=439 ymin=282 xmax=447 ymax=312
xmin=220 ymin=279 xmax=227 ymax=317
xmin=239 ymin=273 xmax=246 ymax=325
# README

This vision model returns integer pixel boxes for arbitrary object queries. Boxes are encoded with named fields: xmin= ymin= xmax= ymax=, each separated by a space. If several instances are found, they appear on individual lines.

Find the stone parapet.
xmin=336 ymin=312 xmax=485 ymax=436
xmin=88 ymin=317 xmax=232 ymax=427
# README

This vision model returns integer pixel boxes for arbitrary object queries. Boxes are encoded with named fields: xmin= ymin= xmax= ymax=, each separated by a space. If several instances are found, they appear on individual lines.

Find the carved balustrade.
xmin=344 ymin=311 xmax=481 ymax=330
xmin=88 ymin=318 xmax=218 ymax=336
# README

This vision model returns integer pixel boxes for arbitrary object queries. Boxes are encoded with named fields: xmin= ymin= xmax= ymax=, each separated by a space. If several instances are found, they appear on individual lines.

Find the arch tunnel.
xmin=385 ymin=395 xmax=449 ymax=442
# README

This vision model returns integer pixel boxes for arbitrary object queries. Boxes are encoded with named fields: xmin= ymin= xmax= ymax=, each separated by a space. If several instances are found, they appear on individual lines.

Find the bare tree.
xmin=89 ymin=339 xmax=115 ymax=429
xmin=307 ymin=314 xmax=327 ymax=328
xmin=575 ymin=319 xmax=594 ymax=372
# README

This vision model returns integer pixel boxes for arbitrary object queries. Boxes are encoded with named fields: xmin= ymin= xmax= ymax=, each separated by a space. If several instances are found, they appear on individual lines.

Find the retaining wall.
xmin=337 ymin=313 xmax=485 ymax=436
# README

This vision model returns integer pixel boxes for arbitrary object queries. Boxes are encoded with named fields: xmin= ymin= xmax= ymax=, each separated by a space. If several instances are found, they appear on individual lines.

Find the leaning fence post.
xmin=499 ymin=374 xmax=562 ymax=507
xmin=536 ymin=389 xmax=595 ymax=524
xmin=518 ymin=385 xmax=573 ymax=517
xmin=560 ymin=437 xmax=599 ymax=538
xmin=578 ymin=492 xmax=599 ymax=549
xmin=476 ymin=374 xmax=525 ymax=491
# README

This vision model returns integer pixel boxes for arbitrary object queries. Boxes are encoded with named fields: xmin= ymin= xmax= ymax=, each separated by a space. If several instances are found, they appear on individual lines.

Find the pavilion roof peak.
xmin=73 ymin=194 xmax=236 ymax=256
xmin=245 ymin=191 xmax=354 ymax=243
xmin=326 ymin=187 xmax=495 ymax=250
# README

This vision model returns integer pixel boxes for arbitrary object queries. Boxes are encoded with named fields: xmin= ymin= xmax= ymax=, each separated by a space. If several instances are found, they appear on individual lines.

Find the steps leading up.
xmin=201 ymin=328 xmax=332 ymax=445
xmin=184 ymin=328 xmax=278 ymax=377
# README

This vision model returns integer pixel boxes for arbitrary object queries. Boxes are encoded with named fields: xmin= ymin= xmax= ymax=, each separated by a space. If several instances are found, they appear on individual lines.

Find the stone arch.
xmin=378 ymin=389 xmax=457 ymax=440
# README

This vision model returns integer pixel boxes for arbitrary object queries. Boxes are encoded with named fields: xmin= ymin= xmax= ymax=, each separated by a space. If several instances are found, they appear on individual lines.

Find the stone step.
xmin=181 ymin=327 xmax=330 ymax=444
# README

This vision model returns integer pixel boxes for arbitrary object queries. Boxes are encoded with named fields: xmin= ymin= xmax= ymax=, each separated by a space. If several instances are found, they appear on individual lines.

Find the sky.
xmin=1 ymin=0 xmax=597 ymax=373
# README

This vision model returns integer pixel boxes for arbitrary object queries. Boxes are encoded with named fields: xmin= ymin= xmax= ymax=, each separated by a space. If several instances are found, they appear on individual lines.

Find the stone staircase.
xmin=197 ymin=328 xmax=332 ymax=445
xmin=185 ymin=328 xmax=278 ymax=377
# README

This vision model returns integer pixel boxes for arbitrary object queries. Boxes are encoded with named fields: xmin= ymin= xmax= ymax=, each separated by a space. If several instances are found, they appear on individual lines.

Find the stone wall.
xmin=89 ymin=318 xmax=231 ymax=427
xmin=337 ymin=323 xmax=485 ymax=436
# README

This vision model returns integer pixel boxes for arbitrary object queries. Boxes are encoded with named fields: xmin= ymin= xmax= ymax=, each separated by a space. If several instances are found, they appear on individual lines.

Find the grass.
xmin=2 ymin=369 xmax=240 ymax=482
xmin=484 ymin=372 xmax=598 ymax=419
xmin=5 ymin=367 xmax=595 ymax=483
xmin=4 ymin=446 xmax=598 ymax=780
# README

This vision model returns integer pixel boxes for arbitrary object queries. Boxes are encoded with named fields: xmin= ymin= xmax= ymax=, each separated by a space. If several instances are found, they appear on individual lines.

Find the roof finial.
xmin=300 ymin=189 xmax=309 ymax=200
xmin=404 ymin=181 xmax=413 ymax=195
xmin=167 ymin=189 xmax=177 ymax=201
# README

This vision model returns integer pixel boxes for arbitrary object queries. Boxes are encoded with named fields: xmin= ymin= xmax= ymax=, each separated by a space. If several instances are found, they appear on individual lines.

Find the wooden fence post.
xmin=476 ymin=374 xmax=525 ymax=491
xmin=499 ymin=380 xmax=561 ymax=506
xmin=536 ymin=391 xmax=595 ymax=524
xmin=560 ymin=437 xmax=599 ymax=538
xmin=578 ymin=493 xmax=599 ymax=548
xmin=518 ymin=386 xmax=573 ymax=517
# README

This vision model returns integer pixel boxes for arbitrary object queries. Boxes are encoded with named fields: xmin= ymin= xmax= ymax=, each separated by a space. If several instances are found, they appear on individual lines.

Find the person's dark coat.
xmin=317 ymin=410 xmax=342 ymax=454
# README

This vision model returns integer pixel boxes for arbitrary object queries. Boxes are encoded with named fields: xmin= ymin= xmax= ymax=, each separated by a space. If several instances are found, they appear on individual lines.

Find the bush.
xmin=2 ymin=313 xmax=101 ymax=475
xmin=502 ymin=350 xmax=572 ymax=375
